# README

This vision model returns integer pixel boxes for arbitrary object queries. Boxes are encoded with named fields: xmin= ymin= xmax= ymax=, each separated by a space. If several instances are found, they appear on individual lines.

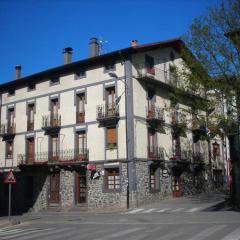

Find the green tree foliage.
xmin=180 ymin=0 xmax=240 ymax=207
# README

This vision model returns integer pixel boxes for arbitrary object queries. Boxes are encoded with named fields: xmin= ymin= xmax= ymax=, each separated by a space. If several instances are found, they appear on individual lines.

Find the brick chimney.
xmin=63 ymin=47 xmax=73 ymax=64
xmin=89 ymin=37 xmax=99 ymax=57
xmin=131 ymin=40 xmax=138 ymax=47
xmin=15 ymin=65 xmax=22 ymax=79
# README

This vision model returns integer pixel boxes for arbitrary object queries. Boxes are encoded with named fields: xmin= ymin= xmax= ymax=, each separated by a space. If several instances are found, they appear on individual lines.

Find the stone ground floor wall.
xmin=0 ymin=162 xmax=225 ymax=214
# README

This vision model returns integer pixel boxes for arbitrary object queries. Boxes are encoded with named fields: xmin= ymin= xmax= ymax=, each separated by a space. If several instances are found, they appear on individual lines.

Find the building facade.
xmin=0 ymin=38 xmax=227 ymax=213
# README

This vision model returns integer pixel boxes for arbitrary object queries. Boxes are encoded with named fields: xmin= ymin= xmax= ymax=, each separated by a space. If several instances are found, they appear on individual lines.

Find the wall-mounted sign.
xmin=87 ymin=164 xmax=96 ymax=171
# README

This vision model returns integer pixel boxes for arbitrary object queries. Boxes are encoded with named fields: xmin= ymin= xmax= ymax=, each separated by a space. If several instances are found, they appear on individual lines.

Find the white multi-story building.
xmin=0 ymin=38 xmax=226 ymax=213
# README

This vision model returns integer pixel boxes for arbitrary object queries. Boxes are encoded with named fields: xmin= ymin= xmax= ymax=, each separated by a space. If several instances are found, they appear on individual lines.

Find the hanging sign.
xmin=87 ymin=164 xmax=96 ymax=171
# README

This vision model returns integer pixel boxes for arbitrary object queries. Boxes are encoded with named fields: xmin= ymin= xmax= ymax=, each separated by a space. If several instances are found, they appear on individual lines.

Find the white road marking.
xmin=171 ymin=208 xmax=185 ymax=212
xmin=187 ymin=207 xmax=200 ymax=213
xmin=93 ymin=227 xmax=142 ymax=240
xmin=157 ymin=208 xmax=170 ymax=213
xmin=127 ymin=208 xmax=144 ymax=214
xmin=221 ymin=226 xmax=240 ymax=240
xmin=187 ymin=225 xmax=226 ymax=240
xmin=142 ymin=208 xmax=157 ymax=213
xmin=160 ymin=231 xmax=184 ymax=240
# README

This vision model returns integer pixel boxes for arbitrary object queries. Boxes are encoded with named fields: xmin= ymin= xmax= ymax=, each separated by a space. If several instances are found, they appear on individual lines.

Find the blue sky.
xmin=0 ymin=0 xmax=220 ymax=83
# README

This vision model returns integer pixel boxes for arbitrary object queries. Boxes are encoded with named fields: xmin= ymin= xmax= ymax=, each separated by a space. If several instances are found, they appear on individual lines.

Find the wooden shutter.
xmin=107 ymin=128 xmax=116 ymax=144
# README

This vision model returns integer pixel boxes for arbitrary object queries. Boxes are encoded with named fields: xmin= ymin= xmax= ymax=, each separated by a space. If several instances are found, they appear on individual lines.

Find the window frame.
xmin=106 ymin=127 xmax=117 ymax=149
xmin=6 ymin=140 xmax=13 ymax=159
xmin=74 ymin=70 xmax=86 ymax=80
xmin=27 ymin=83 xmax=36 ymax=92
xmin=104 ymin=167 xmax=121 ymax=192
xmin=27 ymin=103 xmax=35 ymax=131
xmin=8 ymin=89 xmax=15 ymax=97
xmin=104 ymin=62 xmax=116 ymax=73
xmin=149 ymin=165 xmax=160 ymax=192
xmin=50 ymin=77 xmax=60 ymax=86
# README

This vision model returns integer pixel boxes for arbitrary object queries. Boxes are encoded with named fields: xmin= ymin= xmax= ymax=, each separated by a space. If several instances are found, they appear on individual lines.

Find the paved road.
xmin=0 ymin=193 xmax=239 ymax=240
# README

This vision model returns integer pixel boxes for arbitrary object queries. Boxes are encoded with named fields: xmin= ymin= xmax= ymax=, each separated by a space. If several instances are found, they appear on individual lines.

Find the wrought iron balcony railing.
xmin=169 ymin=149 xmax=192 ymax=162
xmin=97 ymin=104 xmax=119 ymax=119
xmin=146 ymin=105 xmax=165 ymax=122
xmin=76 ymin=112 xmax=85 ymax=123
xmin=42 ymin=114 xmax=61 ymax=128
xmin=0 ymin=123 xmax=16 ymax=135
xmin=148 ymin=146 xmax=165 ymax=160
xmin=17 ymin=148 xmax=89 ymax=165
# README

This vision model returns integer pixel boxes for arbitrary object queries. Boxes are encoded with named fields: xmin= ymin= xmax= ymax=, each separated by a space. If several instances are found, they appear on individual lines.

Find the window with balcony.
xmin=51 ymin=98 xmax=59 ymax=126
xmin=50 ymin=135 xmax=59 ymax=162
xmin=26 ymin=138 xmax=34 ymax=164
xmin=148 ymin=129 xmax=157 ymax=158
xmin=149 ymin=165 xmax=160 ymax=191
xmin=145 ymin=55 xmax=155 ymax=75
xmin=104 ymin=167 xmax=120 ymax=191
xmin=106 ymin=127 xmax=117 ymax=149
xmin=106 ymin=86 xmax=115 ymax=110
xmin=7 ymin=108 xmax=15 ymax=133
xmin=76 ymin=131 xmax=87 ymax=161
xmin=27 ymin=104 xmax=35 ymax=131
xmin=6 ymin=141 xmax=13 ymax=159
xmin=172 ymin=136 xmax=181 ymax=160
xmin=76 ymin=93 xmax=85 ymax=123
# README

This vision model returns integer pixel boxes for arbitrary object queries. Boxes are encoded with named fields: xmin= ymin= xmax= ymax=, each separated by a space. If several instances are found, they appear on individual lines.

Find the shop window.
xmin=105 ymin=168 xmax=120 ymax=191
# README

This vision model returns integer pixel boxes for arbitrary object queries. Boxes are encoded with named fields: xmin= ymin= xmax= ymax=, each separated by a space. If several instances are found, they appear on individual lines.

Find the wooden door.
xmin=76 ymin=173 xmax=87 ymax=204
xmin=172 ymin=176 xmax=182 ymax=197
xmin=49 ymin=174 xmax=60 ymax=204
xmin=27 ymin=138 xmax=34 ymax=164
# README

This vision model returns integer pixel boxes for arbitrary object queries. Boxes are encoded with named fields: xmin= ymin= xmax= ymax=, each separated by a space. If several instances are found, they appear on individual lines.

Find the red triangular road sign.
xmin=4 ymin=170 xmax=16 ymax=184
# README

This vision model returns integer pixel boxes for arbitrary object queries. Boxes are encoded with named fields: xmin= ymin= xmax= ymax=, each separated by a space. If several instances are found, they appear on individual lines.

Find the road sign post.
xmin=4 ymin=170 xmax=16 ymax=221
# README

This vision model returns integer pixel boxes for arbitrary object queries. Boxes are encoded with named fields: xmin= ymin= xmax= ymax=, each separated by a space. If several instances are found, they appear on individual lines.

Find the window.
xmin=76 ymin=131 xmax=87 ymax=157
xmin=149 ymin=165 xmax=160 ymax=191
xmin=27 ymin=104 xmax=35 ymax=131
xmin=105 ymin=87 xmax=115 ymax=110
xmin=50 ymin=77 xmax=60 ymax=85
xmin=28 ymin=83 xmax=36 ymax=91
xmin=106 ymin=127 xmax=117 ymax=149
xmin=105 ymin=168 xmax=120 ymax=191
xmin=148 ymin=129 xmax=157 ymax=157
xmin=172 ymin=136 xmax=181 ymax=160
xmin=104 ymin=63 xmax=115 ymax=73
xmin=76 ymin=93 xmax=85 ymax=123
xmin=6 ymin=141 xmax=13 ymax=158
xmin=145 ymin=55 xmax=155 ymax=75
xmin=75 ymin=70 xmax=86 ymax=79
xmin=50 ymin=135 xmax=59 ymax=162
xmin=213 ymin=143 xmax=220 ymax=157
xmin=7 ymin=108 xmax=15 ymax=132
xmin=8 ymin=89 xmax=15 ymax=96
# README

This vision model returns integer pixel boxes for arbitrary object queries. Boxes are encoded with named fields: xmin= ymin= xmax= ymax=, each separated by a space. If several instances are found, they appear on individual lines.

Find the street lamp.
xmin=108 ymin=71 xmax=130 ymax=208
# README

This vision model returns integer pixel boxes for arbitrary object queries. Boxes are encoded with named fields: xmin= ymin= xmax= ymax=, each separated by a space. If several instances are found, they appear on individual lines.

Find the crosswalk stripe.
xmin=187 ymin=208 xmax=200 ymax=213
xmin=221 ymin=226 xmax=240 ymax=240
xmin=171 ymin=208 xmax=185 ymax=212
xmin=142 ymin=208 xmax=157 ymax=213
xmin=127 ymin=208 xmax=144 ymax=214
xmin=1 ymin=228 xmax=53 ymax=239
xmin=93 ymin=227 xmax=142 ymax=240
xmin=187 ymin=225 xmax=226 ymax=240
xmin=157 ymin=208 xmax=170 ymax=213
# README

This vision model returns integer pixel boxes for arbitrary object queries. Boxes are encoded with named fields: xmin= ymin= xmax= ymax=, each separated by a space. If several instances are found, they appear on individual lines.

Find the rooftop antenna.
xmin=99 ymin=36 xmax=108 ymax=54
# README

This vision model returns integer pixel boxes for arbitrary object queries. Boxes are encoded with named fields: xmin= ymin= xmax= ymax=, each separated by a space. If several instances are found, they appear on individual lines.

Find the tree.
xmin=179 ymin=0 xmax=240 ymax=207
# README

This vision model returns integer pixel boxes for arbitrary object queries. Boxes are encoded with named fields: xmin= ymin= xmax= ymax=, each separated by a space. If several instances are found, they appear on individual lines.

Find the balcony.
xmin=146 ymin=105 xmax=165 ymax=130
xmin=17 ymin=148 xmax=89 ymax=166
xmin=76 ymin=112 xmax=85 ymax=124
xmin=27 ymin=121 xmax=34 ymax=131
xmin=171 ymin=111 xmax=187 ymax=137
xmin=148 ymin=146 xmax=165 ymax=160
xmin=42 ymin=114 xmax=61 ymax=135
xmin=0 ymin=123 xmax=16 ymax=141
xmin=192 ymin=152 xmax=205 ymax=164
xmin=96 ymin=104 xmax=120 ymax=127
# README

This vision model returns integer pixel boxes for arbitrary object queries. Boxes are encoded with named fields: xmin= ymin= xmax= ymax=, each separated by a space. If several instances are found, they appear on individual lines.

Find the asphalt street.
xmin=0 ymin=193 xmax=240 ymax=240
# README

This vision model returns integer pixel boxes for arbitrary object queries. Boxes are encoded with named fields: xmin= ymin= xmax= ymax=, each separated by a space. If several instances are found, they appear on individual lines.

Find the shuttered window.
xmin=107 ymin=127 xmax=117 ymax=148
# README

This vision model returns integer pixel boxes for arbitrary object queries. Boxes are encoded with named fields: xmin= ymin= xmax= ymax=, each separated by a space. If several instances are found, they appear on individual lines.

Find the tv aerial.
xmin=99 ymin=36 xmax=108 ymax=54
